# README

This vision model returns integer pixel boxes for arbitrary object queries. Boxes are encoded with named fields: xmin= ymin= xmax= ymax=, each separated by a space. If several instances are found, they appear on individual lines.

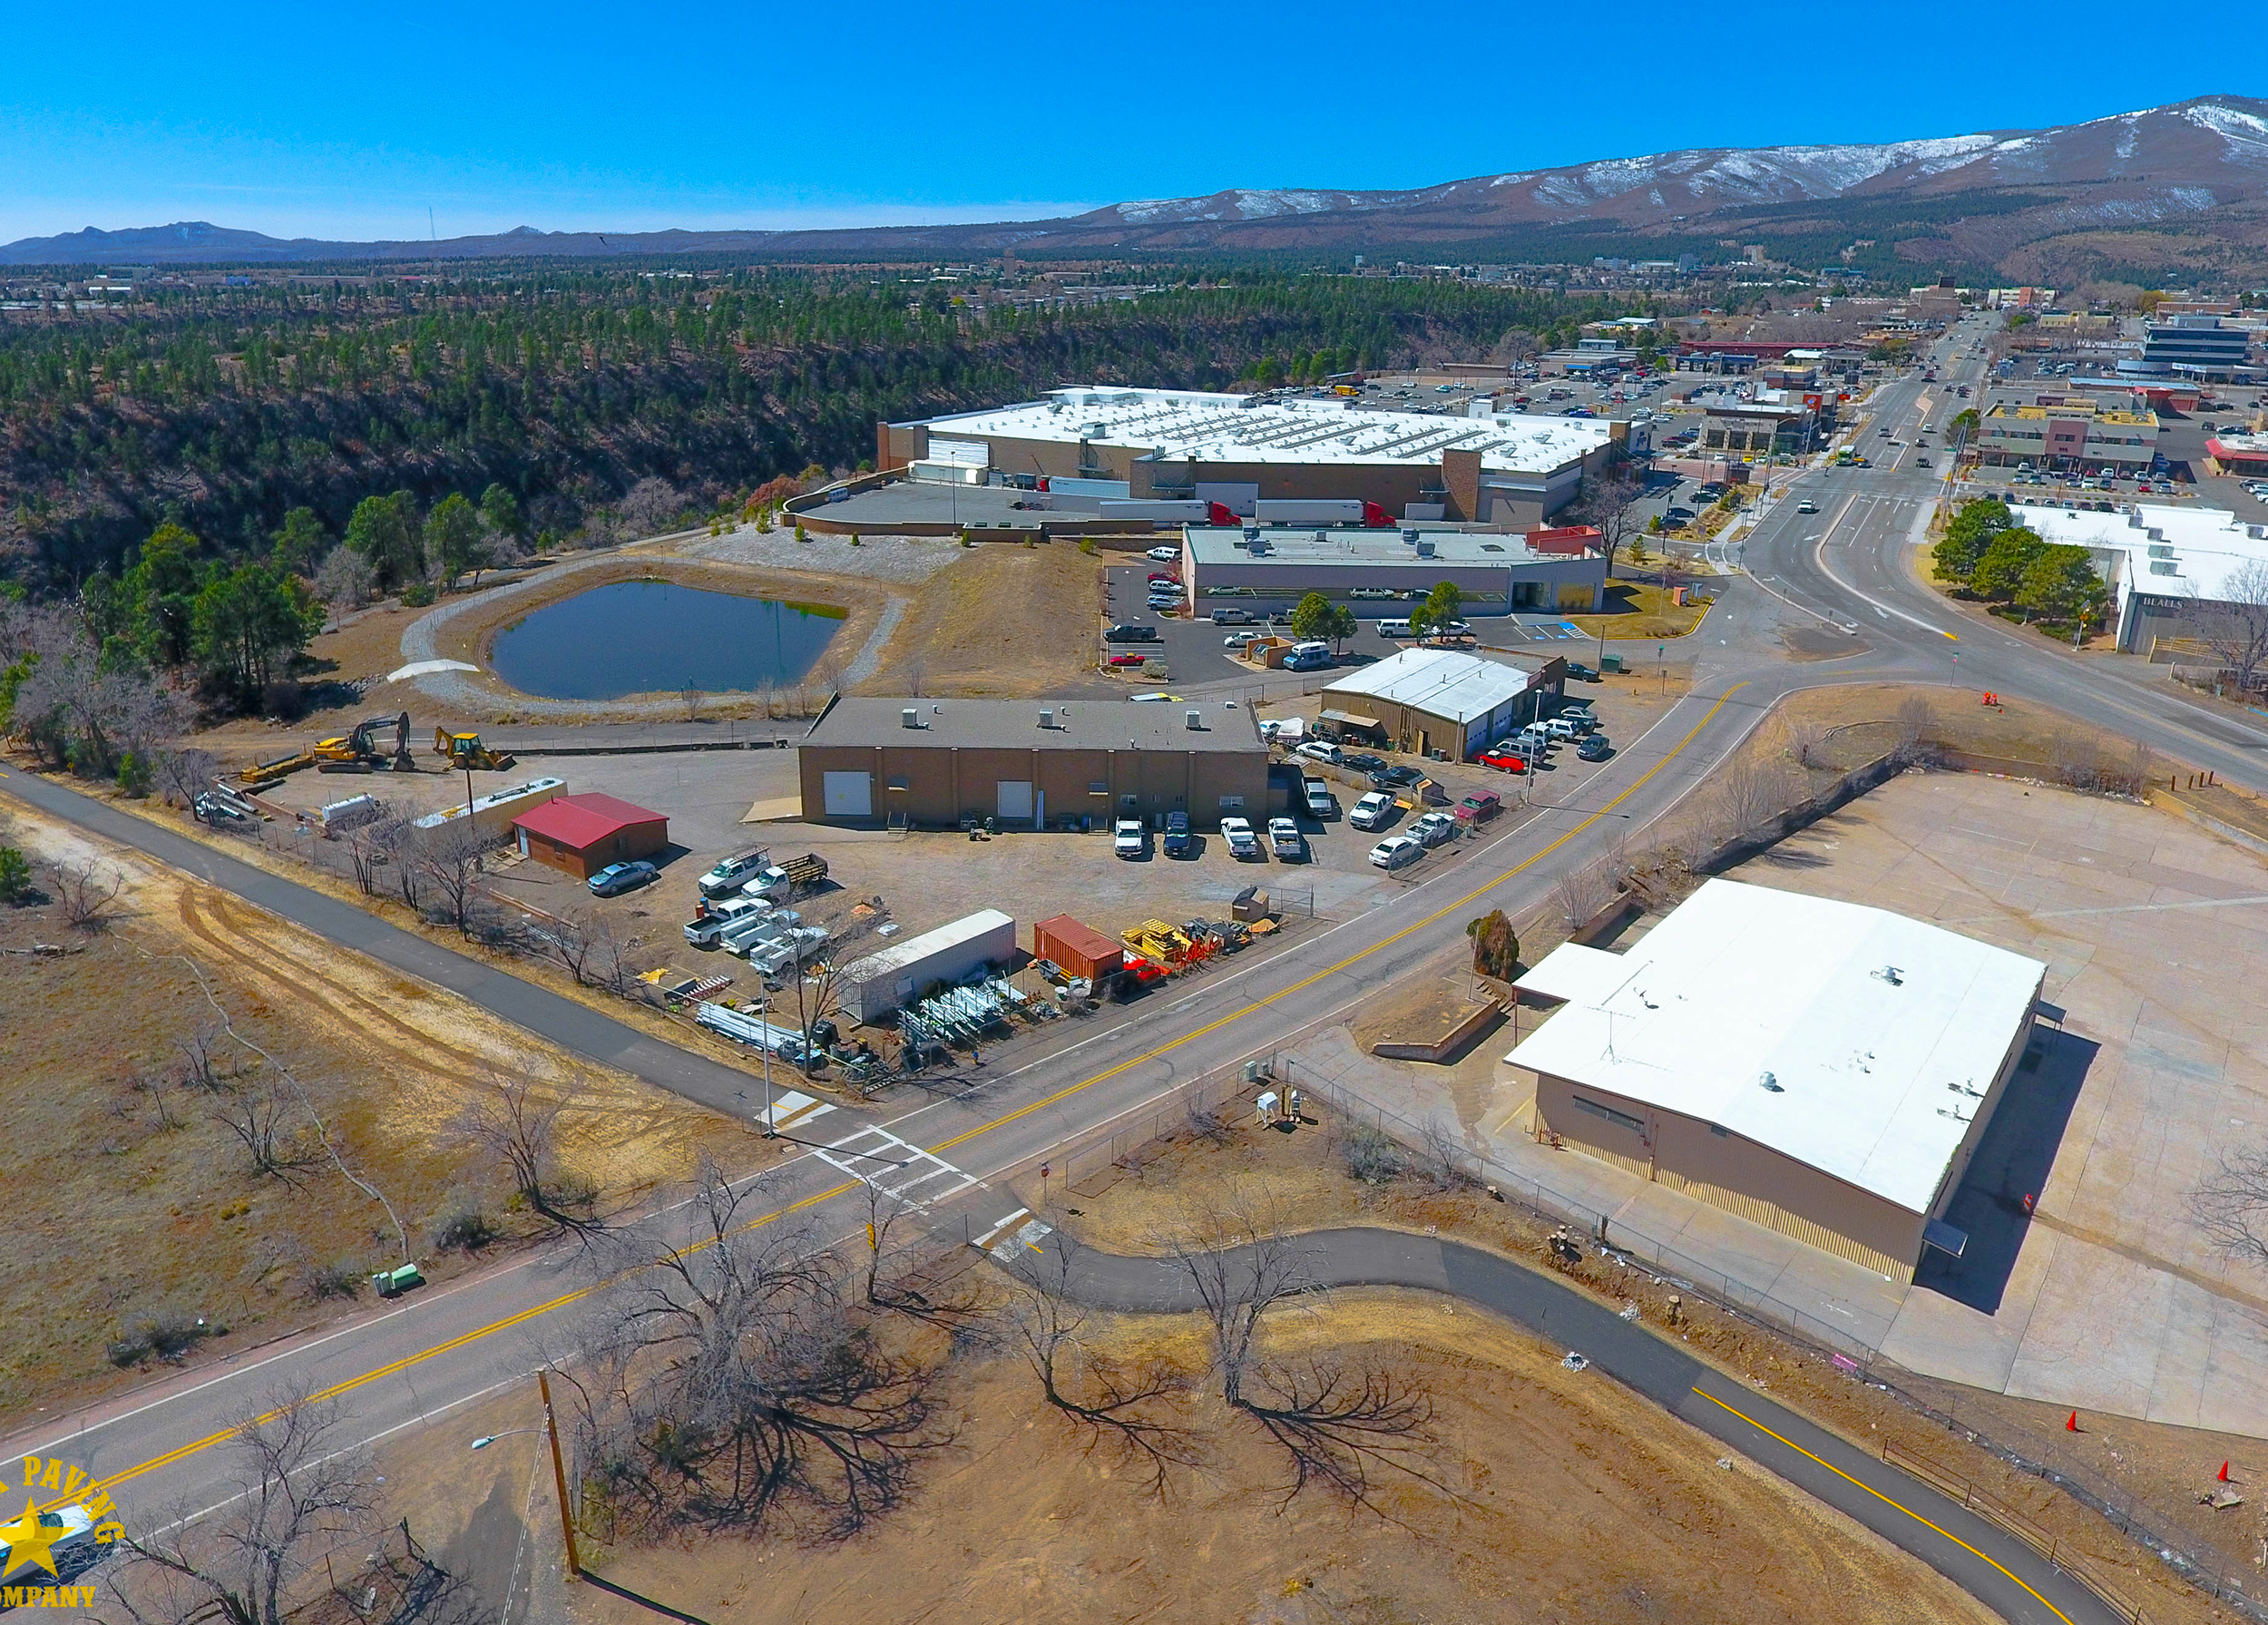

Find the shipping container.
xmin=1033 ymin=915 xmax=1123 ymax=983
xmin=838 ymin=909 xmax=1017 ymax=1024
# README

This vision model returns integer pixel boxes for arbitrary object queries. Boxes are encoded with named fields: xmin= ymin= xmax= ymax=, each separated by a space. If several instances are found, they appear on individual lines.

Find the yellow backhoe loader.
xmin=433 ymin=728 xmax=516 ymax=772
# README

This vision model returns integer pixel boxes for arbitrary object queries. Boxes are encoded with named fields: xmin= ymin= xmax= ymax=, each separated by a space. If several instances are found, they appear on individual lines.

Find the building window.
xmin=1120 ymin=795 xmax=1139 ymax=808
xmin=1569 ymin=1095 xmax=1644 ymax=1132
xmin=1218 ymin=795 xmax=1245 ymax=809
xmin=1709 ymin=1122 xmax=1730 ymax=1138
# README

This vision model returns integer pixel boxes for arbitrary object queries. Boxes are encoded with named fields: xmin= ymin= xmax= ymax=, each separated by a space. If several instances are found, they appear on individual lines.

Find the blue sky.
xmin=4 ymin=1 xmax=2242 ymax=241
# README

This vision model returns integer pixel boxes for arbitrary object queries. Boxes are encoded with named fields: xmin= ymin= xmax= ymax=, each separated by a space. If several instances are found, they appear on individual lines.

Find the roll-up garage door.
xmin=995 ymin=780 xmax=1034 ymax=820
xmin=822 ymin=771 xmax=873 ymax=817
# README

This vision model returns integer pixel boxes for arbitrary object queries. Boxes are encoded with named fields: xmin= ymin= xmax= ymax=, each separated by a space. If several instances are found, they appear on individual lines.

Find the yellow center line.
xmin=89 ymin=683 xmax=1747 ymax=1497
xmin=1691 ymin=1388 xmax=2079 ymax=1625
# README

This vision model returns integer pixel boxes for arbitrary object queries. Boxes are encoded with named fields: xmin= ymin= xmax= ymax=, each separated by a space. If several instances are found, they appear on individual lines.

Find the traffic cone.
xmin=2067 ymin=1411 xmax=2080 ymax=1433
xmin=2219 ymin=1462 xmax=2232 ymax=1483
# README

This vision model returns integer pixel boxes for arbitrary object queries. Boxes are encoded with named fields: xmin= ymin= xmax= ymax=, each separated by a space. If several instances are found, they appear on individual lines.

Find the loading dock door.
xmin=822 ymin=771 xmax=874 ymax=817
xmin=995 ymin=780 xmax=1034 ymax=821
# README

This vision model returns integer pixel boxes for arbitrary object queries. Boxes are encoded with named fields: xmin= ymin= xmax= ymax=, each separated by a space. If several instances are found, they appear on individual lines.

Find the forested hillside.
xmin=0 ymin=270 xmax=1608 ymax=593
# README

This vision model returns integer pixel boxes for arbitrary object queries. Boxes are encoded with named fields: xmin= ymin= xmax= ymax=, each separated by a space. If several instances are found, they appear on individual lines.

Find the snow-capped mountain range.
xmin=8 ymin=97 xmax=2267 ymax=277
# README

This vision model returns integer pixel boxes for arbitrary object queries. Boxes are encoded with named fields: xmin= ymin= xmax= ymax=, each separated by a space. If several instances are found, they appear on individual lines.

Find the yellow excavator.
xmin=433 ymin=727 xmax=516 ymax=772
xmin=315 ymin=711 xmax=417 ymax=773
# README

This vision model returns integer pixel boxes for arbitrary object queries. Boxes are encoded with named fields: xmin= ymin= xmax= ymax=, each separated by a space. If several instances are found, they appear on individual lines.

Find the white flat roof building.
xmin=881 ymin=387 xmax=1619 ymax=527
xmin=926 ymin=387 xmax=1611 ymax=475
xmin=2009 ymin=503 xmax=2268 ymax=651
xmin=1508 ymin=879 xmax=2046 ymax=1276
xmin=1317 ymin=647 xmax=1562 ymax=758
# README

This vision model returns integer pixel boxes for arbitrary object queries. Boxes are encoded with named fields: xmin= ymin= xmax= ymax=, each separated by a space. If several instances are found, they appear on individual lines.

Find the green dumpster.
xmin=1599 ymin=653 xmax=1624 ymax=673
xmin=372 ymin=1262 xmax=426 ymax=1298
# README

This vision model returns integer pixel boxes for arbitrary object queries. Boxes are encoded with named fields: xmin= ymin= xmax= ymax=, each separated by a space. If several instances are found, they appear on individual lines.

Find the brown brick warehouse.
xmin=797 ymin=696 xmax=1274 ymax=831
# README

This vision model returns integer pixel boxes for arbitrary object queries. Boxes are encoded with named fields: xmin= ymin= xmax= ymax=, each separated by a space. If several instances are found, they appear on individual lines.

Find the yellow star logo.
xmin=0 ymin=1493 xmax=64 ymax=1579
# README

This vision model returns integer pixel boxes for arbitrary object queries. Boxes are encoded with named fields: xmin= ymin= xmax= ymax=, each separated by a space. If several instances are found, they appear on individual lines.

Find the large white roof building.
xmin=2009 ymin=503 xmax=2268 ymax=652
xmin=880 ymin=387 xmax=1619 ymax=526
xmin=1509 ymin=879 xmax=2047 ymax=1277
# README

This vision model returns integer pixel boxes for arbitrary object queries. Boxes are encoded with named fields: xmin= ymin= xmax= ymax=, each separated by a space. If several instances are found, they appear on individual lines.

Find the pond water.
xmin=490 ymin=581 xmax=845 ymax=700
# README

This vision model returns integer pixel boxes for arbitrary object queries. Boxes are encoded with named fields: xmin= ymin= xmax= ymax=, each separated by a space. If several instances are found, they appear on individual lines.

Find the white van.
xmin=1377 ymin=619 xmax=1414 ymax=639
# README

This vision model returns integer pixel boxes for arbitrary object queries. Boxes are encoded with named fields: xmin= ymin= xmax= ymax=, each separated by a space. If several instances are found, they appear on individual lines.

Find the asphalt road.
xmin=11 ymin=320 xmax=2257 ymax=1621
xmin=1019 ymin=1227 xmax=2111 ymax=1625
xmin=1 ymin=656 xmax=1792 ymax=1531
xmin=0 ymin=767 xmax=769 ymax=1121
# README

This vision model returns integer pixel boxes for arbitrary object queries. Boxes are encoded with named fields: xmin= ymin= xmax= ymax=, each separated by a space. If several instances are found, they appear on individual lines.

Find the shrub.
xmin=0 ymin=847 xmax=32 ymax=904
xmin=431 ymin=1205 xmax=498 ymax=1251
xmin=399 ymin=581 xmax=436 ymax=607
xmin=1079 ymin=538 xmax=1099 ymax=556
xmin=108 ymin=1312 xmax=219 ymax=1366
xmin=1338 ymin=1123 xmax=1404 ymax=1185
xmin=794 ymin=524 xmax=807 ymax=543
xmin=305 ymin=1261 xmax=361 ymax=1301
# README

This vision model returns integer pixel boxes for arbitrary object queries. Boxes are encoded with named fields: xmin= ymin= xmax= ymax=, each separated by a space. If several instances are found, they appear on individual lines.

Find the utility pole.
xmin=537 ymin=1368 xmax=582 ymax=1580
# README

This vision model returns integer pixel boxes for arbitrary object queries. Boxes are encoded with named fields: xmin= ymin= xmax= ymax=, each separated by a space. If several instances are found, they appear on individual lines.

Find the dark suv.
xmin=1104 ymin=624 xmax=1160 ymax=644
xmin=1163 ymin=811 xmax=1193 ymax=858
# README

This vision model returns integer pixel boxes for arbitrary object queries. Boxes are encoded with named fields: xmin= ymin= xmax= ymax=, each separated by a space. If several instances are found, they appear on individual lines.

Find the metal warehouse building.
xmin=1317 ymin=648 xmax=1565 ymax=761
xmin=879 ymin=387 xmax=1620 ymax=528
xmin=1507 ymin=880 xmax=2048 ymax=1279
xmin=1178 ymin=524 xmax=1607 ymax=619
xmin=798 ymin=695 xmax=1272 ymax=831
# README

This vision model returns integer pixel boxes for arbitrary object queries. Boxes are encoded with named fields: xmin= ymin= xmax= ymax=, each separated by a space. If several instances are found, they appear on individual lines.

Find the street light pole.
xmin=539 ymin=1369 xmax=582 ymax=1579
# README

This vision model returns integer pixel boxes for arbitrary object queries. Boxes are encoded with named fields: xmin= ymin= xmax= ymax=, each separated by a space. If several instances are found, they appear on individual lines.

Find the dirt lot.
xmin=0 ymin=788 xmax=738 ymax=1421
xmin=858 ymin=539 xmax=1110 ymax=698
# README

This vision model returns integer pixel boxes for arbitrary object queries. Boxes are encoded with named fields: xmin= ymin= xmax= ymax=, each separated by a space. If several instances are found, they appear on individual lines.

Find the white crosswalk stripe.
xmin=755 ymin=1091 xmax=836 ymax=1132
xmin=815 ymin=1125 xmax=977 ymax=1208
xmin=987 ymin=1219 xmax=1054 ymax=1263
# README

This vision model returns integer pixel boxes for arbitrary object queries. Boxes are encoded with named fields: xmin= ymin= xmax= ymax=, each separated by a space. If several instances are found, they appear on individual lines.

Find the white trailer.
xmin=838 ymin=908 xmax=1016 ymax=1025
xmin=1100 ymin=499 xmax=1208 ymax=523
xmin=1255 ymin=499 xmax=1365 ymax=524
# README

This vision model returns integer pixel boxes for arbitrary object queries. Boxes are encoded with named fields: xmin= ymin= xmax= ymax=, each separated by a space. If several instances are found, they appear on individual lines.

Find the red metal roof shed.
xmin=512 ymin=792 xmax=669 ymax=878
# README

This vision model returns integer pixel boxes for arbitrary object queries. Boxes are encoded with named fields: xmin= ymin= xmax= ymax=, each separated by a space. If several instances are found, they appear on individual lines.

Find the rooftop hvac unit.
xmin=1416 ymin=538 xmax=1436 ymax=557
xmin=1186 ymin=710 xmax=1204 ymax=730
xmin=902 ymin=708 xmax=921 ymax=729
xmin=1039 ymin=708 xmax=1056 ymax=729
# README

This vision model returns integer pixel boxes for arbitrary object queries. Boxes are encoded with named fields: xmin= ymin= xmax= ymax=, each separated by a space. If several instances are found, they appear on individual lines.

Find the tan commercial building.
xmin=1507 ymin=879 xmax=2047 ymax=1279
xmin=1317 ymin=648 xmax=1566 ymax=761
xmin=798 ymin=695 xmax=1272 ymax=831
xmin=879 ymin=387 xmax=1620 ymax=528
xmin=1977 ymin=397 xmax=2158 ymax=471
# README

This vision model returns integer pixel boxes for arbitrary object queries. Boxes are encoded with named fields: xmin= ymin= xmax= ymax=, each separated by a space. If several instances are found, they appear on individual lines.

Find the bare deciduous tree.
xmin=450 ymin=1069 xmax=607 ymax=1237
xmin=1786 ymin=719 xmax=1831 ymax=769
xmin=855 ymin=1182 xmax=985 ymax=1327
xmin=2185 ymin=562 xmax=2268 ymax=696
xmin=1009 ymin=1241 xmax=1201 ymax=1502
xmin=789 ymin=905 xmax=878 ymax=1062
xmin=543 ymin=915 xmax=600 ymax=985
xmin=1713 ymin=758 xmax=1794 ymax=844
xmin=570 ymin=1160 xmax=955 ymax=1542
xmin=408 ymin=818 xmax=494 ymax=935
xmin=1553 ymin=864 xmax=1613 ymax=934
xmin=2194 ymin=1142 xmax=2268 ymax=1269
xmin=51 ymin=859 xmax=123 ymax=931
xmin=1565 ymin=461 xmax=1649 ymax=573
xmin=156 ymin=745 xmax=221 ymax=817
xmin=213 ymin=1087 xmax=320 ymax=1185
xmin=1892 ymin=695 xmax=1935 ymax=763
xmin=1172 ymin=1202 xmax=1449 ymax=1516
xmin=112 ymin=1385 xmax=376 ymax=1625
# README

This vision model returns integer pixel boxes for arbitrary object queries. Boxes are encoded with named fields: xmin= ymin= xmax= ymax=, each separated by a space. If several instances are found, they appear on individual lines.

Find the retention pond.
xmin=489 ymin=580 xmax=844 ymax=700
